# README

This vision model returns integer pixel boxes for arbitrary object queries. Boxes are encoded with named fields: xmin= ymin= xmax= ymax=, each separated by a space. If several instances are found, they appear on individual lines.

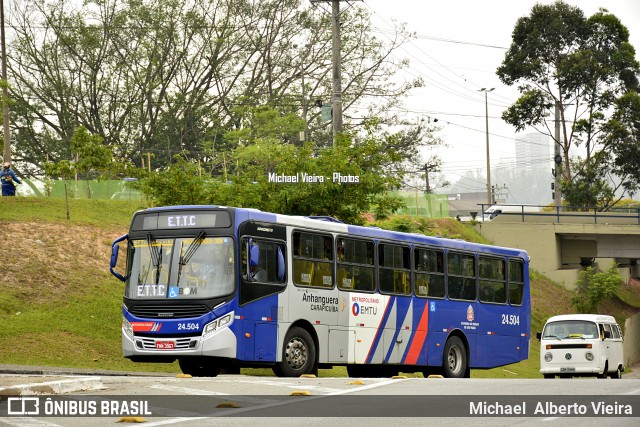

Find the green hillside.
xmin=0 ymin=198 xmax=635 ymax=377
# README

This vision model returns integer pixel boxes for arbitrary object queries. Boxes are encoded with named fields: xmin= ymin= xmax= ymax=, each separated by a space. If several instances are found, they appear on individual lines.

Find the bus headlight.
xmin=122 ymin=317 xmax=134 ymax=340
xmin=585 ymin=352 xmax=594 ymax=361
xmin=544 ymin=353 xmax=553 ymax=362
xmin=203 ymin=312 xmax=234 ymax=338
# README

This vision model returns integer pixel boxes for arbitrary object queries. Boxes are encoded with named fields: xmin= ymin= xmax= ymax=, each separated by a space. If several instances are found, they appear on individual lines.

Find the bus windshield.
xmin=542 ymin=320 xmax=599 ymax=339
xmin=125 ymin=236 xmax=235 ymax=299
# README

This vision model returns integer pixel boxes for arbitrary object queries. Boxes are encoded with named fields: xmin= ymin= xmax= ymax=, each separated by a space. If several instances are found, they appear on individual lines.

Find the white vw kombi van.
xmin=537 ymin=314 xmax=624 ymax=379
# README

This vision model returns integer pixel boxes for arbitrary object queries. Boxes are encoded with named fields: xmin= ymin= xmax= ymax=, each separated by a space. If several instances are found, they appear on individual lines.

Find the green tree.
xmin=132 ymin=155 xmax=209 ymax=206
xmin=605 ymin=91 xmax=640 ymax=195
xmin=572 ymin=264 xmax=623 ymax=313
xmin=8 ymin=0 xmax=422 ymax=175
xmin=44 ymin=126 xmax=114 ymax=199
xmin=497 ymin=1 xmax=640 ymax=209
xmin=136 ymin=121 xmax=409 ymax=224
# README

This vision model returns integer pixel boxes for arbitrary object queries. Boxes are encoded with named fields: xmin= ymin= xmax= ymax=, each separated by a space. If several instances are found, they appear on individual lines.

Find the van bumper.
xmin=540 ymin=367 xmax=601 ymax=375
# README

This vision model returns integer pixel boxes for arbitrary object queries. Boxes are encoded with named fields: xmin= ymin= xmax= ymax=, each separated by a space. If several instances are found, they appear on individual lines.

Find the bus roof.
xmin=545 ymin=314 xmax=617 ymax=324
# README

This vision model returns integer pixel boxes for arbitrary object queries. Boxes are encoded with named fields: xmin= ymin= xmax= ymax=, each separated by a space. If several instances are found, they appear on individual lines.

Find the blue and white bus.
xmin=110 ymin=205 xmax=530 ymax=378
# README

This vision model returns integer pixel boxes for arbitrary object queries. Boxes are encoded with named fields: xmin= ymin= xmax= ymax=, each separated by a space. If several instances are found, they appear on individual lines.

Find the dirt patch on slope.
xmin=0 ymin=221 xmax=126 ymax=304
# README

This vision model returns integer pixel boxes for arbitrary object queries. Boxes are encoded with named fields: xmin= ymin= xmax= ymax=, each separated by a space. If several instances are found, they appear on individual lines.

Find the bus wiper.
xmin=147 ymin=234 xmax=162 ymax=284
xmin=176 ymin=231 xmax=206 ymax=284
xmin=175 ymin=241 xmax=185 ymax=285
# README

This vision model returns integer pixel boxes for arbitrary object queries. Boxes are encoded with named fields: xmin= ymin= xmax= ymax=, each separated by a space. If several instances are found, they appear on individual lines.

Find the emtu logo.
xmin=352 ymin=303 xmax=360 ymax=316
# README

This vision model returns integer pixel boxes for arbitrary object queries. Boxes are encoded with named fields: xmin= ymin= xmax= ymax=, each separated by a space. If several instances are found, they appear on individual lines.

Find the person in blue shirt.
xmin=0 ymin=162 xmax=20 ymax=196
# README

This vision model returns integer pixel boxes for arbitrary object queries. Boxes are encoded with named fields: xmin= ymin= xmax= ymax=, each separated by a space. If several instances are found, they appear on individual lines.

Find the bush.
xmin=572 ymin=264 xmax=623 ymax=313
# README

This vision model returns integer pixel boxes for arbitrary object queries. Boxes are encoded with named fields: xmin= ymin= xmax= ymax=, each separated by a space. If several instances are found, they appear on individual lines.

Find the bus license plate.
xmin=560 ymin=367 xmax=575 ymax=372
xmin=156 ymin=341 xmax=175 ymax=350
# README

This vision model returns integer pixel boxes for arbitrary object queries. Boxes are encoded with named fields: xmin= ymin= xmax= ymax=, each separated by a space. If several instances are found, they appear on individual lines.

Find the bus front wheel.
xmin=274 ymin=327 xmax=317 ymax=377
xmin=443 ymin=336 xmax=467 ymax=378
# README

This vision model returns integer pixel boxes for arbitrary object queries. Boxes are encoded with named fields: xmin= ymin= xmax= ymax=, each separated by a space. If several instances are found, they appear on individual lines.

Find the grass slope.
xmin=0 ymin=198 xmax=635 ymax=377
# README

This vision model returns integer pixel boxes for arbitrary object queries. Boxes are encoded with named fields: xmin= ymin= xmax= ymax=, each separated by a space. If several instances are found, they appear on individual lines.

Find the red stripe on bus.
xmin=404 ymin=304 xmax=429 ymax=365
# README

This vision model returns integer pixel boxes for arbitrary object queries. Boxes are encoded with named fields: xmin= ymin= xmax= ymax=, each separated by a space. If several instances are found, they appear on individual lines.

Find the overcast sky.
xmin=358 ymin=0 xmax=640 ymax=198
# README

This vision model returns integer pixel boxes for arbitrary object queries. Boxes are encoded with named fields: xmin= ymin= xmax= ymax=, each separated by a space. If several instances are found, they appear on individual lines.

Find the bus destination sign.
xmin=132 ymin=211 xmax=231 ymax=231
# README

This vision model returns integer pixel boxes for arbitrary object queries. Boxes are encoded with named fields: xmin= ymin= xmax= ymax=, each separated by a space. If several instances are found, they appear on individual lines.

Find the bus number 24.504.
xmin=178 ymin=323 xmax=200 ymax=331
xmin=501 ymin=314 xmax=520 ymax=325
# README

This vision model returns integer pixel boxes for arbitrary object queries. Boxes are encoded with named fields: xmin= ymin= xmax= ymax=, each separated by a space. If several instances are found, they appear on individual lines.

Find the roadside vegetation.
xmin=1 ymin=198 xmax=637 ymax=377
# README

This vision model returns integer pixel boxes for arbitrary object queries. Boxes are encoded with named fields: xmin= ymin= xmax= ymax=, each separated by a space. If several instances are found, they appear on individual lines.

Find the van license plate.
xmin=560 ymin=367 xmax=575 ymax=372
xmin=156 ymin=341 xmax=174 ymax=350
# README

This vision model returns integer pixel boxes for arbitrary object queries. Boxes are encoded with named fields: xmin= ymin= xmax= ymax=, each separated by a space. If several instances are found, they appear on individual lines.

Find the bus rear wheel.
xmin=274 ymin=327 xmax=316 ymax=377
xmin=443 ymin=336 xmax=467 ymax=378
xmin=178 ymin=357 xmax=222 ymax=377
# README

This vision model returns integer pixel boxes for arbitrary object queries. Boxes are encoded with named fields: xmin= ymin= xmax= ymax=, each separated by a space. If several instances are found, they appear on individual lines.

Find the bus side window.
xmin=292 ymin=231 xmax=333 ymax=288
xmin=479 ymin=256 xmax=506 ymax=304
xmin=447 ymin=252 xmax=476 ymax=301
xmin=508 ymin=259 xmax=525 ymax=305
xmin=241 ymin=238 xmax=286 ymax=284
xmin=379 ymin=243 xmax=410 ymax=295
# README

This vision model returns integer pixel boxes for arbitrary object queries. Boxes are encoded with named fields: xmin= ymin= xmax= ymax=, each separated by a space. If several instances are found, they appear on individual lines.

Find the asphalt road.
xmin=1 ymin=364 xmax=640 ymax=427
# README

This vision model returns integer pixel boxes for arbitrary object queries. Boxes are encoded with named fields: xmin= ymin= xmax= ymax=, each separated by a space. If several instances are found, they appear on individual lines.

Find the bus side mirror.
xmin=110 ymin=234 xmax=127 ymax=282
xmin=536 ymin=331 xmax=541 ymax=341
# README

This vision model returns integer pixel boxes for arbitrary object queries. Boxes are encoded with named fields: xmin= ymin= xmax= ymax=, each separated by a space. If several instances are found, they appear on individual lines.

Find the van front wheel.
xmin=597 ymin=362 xmax=608 ymax=379
xmin=611 ymin=366 xmax=622 ymax=379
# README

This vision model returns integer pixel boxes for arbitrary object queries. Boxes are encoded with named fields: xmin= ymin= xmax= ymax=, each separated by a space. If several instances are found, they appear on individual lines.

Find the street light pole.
xmin=1 ymin=0 xmax=10 ymax=163
xmin=479 ymin=88 xmax=494 ymax=205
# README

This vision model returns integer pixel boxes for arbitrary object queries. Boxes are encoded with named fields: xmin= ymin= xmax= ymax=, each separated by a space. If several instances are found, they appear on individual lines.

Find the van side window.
xmin=611 ymin=324 xmax=621 ymax=339
xmin=603 ymin=323 xmax=613 ymax=339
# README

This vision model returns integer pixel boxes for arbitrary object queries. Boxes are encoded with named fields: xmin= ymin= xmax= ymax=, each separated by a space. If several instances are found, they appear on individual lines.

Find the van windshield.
xmin=542 ymin=320 xmax=599 ymax=339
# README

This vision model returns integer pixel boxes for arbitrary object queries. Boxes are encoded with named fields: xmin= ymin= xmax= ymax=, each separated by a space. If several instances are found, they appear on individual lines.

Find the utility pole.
xmin=553 ymin=101 xmax=562 ymax=207
xmin=330 ymin=0 xmax=343 ymax=147
xmin=294 ymin=44 xmax=310 ymax=142
xmin=1 ymin=0 xmax=10 ymax=163
xmin=479 ymin=88 xmax=494 ymax=205
xmin=424 ymin=164 xmax=431 ymax=194
xmin=313 ymin=0 xmax=357 ymax=147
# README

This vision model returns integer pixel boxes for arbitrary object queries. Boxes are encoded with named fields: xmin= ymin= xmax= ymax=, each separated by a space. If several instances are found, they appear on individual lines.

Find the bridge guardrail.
xmin=477 ymin=204 xmax=640 ymax=225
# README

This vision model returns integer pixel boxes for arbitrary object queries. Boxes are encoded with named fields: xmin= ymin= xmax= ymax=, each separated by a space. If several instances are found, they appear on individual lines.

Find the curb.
xmin=0 ymin=377 xmax=105 ymax=397
xmin=0 ymin=364 xmax=174 ymax=377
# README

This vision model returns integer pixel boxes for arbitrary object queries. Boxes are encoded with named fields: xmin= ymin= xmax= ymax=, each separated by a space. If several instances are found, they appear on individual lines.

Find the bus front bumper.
xmin=122 ymin=327 xmax=237 ymax=359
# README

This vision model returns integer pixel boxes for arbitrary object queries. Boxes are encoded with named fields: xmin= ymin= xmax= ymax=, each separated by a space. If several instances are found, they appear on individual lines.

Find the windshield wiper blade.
xmin=147 ymin=234 xmax=160 ymax=266
xmin=147 ymin=234 xmax=163 ymax=284
xmin=176 ymin=231 xmax=206 ymax=284
xmin=181 ymin=231 xmax=206 ymax=264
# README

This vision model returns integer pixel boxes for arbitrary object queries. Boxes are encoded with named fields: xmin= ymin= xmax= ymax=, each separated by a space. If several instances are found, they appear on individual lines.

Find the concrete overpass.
xmin=474 ymin=210 xmax=640 ymax=287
